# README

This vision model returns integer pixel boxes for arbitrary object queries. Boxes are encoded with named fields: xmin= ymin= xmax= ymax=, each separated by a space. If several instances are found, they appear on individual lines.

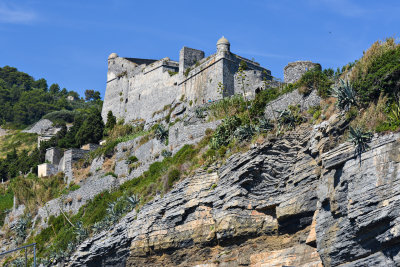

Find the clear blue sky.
xmin=0 ymin=0 xmax=399 ymax=98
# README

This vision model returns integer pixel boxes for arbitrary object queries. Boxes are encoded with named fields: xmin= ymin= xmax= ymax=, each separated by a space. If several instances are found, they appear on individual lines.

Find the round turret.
xmin=108 ymin=52 xmax=118 ymax=60
xmin=217 ymin=36 xmax=230 ymax=53
xmin=284 ymin=61 xmax=321 ymax=84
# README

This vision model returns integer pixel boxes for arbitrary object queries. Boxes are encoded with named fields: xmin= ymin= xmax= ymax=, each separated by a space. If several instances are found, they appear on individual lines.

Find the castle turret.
xmin=108 ymin=52 xmax=118 ymax=60
xmin=217 ymin=36 xmax=230 ymax=54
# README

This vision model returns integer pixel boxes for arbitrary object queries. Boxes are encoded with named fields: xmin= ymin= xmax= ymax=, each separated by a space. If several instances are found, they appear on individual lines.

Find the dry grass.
xmin=350 ymin=95 xmax=388 ymax=130
xmin=349 ymin=37 xmax=399 ymax=81
xmin=320 ymin=97 xmax=338 ymax=121
xmin=73 ymin=165 xmax=92 ymax=184
xmin=0 ymin=130 xmax=37 ymax=158
xmin=10 ymin=173 xmax=66 ymax=214
xmin=102 ymin=155 xmax=116 ymax=173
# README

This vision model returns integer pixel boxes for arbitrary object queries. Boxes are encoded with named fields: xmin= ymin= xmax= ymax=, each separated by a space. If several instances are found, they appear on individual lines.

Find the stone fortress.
xmin=102 ymin=37 xmax=273 ymax=124
xmin=33 ymin=37 xmax=320 ymax=182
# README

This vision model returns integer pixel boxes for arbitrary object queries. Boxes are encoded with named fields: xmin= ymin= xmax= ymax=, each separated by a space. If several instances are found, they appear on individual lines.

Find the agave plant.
xmin=66 ymin=241 xmax=76 ymax=254
xmin=92 ymin=221 xmax=106 ymax=233
xmin=155 ymin=124 xmax=168 ymax=143
xmin=161 ymin=149 xmax=172 ymax=158
xmin=331 ymin=79 xmax=357 ymax=111
xmin=11 ymin=257 xmax=24 ymax=267
xmin=234 ymin=124 xmax=256 ymax=141
xmin=210 ymin=116 xmax=241 ymax=149
xmin=74 ymin=221 xmax=88 ymax=243
xmin=14 ymin=216 xmax=30 ymax=244
xmin=127 ymin=195 xmax=139 ymax=209
xmin=276 ymin=109 xmax=297 ymax=129
xmin=258 ymin=117 xmax=274 ymax=133
xmin=195 ymin=107 xmax=207 ymax=118
xmin=348 ymin=126 xmax=373 ymax=155
xmin=387 ymin=100 xmax=400 ymax=126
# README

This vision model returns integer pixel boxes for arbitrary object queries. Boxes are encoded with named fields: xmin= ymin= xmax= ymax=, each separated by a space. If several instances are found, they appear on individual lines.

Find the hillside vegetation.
xmin=1 ymin=37 xmax=400 ymax=266
xmin=0 ymin=66 xmax=101 ymax=129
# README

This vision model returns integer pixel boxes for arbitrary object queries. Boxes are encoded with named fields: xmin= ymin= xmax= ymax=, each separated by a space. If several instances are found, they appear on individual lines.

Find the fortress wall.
xmin=226 ymin=54 xmax=270 ymax=98
xmin=179 ymin=47 xmax=205 ymax=75
xmin=181 ymin=55 xmax=224 ymax=104
xmin=124 ymin=66 xmax=180 ymax=123
xmin=102 ymin=57 xmax=142 ymax=122
xmin=234 ymin=69 xmax=266 ymax=98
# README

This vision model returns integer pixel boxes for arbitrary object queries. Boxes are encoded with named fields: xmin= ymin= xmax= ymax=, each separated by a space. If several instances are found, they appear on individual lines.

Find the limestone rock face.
xmin=317 ymin=133 xmax=400 ymax=266
xmin=68 ymin=117 xmax=400 ymax=266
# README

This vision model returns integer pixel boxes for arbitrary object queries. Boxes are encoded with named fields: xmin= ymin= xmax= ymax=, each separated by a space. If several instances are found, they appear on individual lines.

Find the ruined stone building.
xmin=102 ymin=37 xmax=272 ymax=123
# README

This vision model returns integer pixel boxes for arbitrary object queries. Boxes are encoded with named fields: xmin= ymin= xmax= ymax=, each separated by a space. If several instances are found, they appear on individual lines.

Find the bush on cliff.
xmin=350 ymin=37 xmax=400 ymax=105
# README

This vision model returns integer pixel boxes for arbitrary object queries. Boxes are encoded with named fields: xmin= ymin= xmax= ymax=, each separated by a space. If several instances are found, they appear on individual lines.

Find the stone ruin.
xmin=37 ymin=144 xmax=99 ymax=183
xmin=284 ymin=61 xmax=320 ymax=84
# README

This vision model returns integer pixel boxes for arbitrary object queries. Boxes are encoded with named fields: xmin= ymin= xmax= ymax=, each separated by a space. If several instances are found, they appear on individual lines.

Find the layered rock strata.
xmin=68 ymin=115 xmax=400 ymax=266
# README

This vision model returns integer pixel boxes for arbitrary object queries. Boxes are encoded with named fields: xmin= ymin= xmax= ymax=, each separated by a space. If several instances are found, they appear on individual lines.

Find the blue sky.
xmin=0 ymin=0 xmax=399 ymax=98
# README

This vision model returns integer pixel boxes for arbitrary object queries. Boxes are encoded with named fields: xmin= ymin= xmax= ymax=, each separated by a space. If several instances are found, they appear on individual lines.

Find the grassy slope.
xmin=0 ymin=131 xmax=37 ymax=158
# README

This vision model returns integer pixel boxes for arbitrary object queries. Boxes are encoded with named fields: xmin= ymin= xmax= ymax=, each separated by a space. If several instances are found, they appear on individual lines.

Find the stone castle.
xmin=102 ymin=37 xmax=272 ymax=123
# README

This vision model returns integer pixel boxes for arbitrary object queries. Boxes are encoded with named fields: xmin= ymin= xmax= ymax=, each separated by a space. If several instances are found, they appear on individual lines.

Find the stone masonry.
xmin=102 ymin=37 xmax=271 ymax=124
xmin=284 ymin=61 xmax=320 ymax=84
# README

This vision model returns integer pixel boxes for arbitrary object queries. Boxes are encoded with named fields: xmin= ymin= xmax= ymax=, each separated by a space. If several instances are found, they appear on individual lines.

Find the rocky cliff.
xmin=65 ymin=113 xmax=400 ymax=267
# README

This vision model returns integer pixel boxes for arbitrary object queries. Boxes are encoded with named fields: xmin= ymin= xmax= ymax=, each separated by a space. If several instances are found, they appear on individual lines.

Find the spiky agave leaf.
xmin=127 ymin=195 xmax=139 ymax=209
xmin=234 ymin=124 xmax=256 ymax=141
xmin=276 ymin=109 xmax=296 ymax=128
xmin=387 ymin=100 xmax=400 ymax=125
xmin=155 ymin=124 xmax=168 ymax=143
xmin=74 ymin=221 xmax=88 ymax=243
xmin=348 ymin=126 xmax=373 ymax=155
xmin=331 ymin=79 xmax=357 ymax=111
xmin=258 ymin=117 xmax=274 ymax=133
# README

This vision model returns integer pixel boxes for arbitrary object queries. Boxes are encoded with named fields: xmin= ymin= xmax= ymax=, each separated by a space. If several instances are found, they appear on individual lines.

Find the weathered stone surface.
xmin=264 ymin=89 xmax=321 ymax=120
xmin=63 ymin=114 xmax=400 ymax=266
xmin=68 ymin=124 xmax=322 ymax=266
xmin=22 ymin=119 xmax=53 ymax=134
xmin=169 ymin=120 xmax=221 ymax=153
xmin=317 ymin=132 xmax=400 ymax=266
xmin=34 ymin=174 xmax=118 ymax=229
xmin=0 ymin=126 xmax=7 ymax=137
xmin=284 ymin=61 xmax=320 ymax=84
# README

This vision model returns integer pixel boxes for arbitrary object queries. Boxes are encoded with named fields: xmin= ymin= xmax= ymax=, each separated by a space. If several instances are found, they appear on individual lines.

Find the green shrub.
xmin=351 ymin=38 xmax=400 ymax=105
xmin=168 ymin=71 xmax=178 ymax=76
xmin=167 ymin=169 xmax=180 ymax=187
xmin=249 ymin=87 xmax=281 ymax=118
xmin=308 ymin=105 xmax=321 ymax=120
xmin=105 ymin=172 xmax=117 ymax=178
xmin=127 ymin=155 xmax=138 ymax=164
xmin=202 ymin=148 xmax=216 ymax=161
xmin=171 ymin=144 xmax=198 ymax=165
xmin=217 ymin=146 xmax=227 ymax=157
xmin=184 ymin=67 xmax=191 ymax=77
xmin=0 ymin=187 xmax=13 ymax=226
xmin=296 ymin=68 xmax=333 ymax=98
